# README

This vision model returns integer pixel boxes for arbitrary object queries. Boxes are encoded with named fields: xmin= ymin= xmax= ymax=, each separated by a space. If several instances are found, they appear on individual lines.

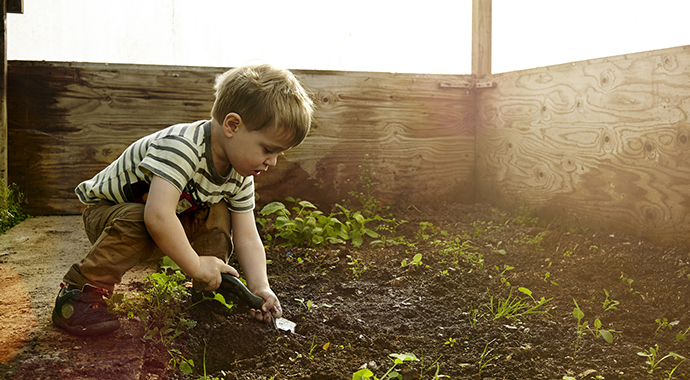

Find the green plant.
xmin=347 ymin=253 xmax=367 ymax=278
xmin=294 ymin=298 xmax=313 ymax=313
xmin=352 ymin=353 xmax=419 ymax=380
xmin=401 ymin=253 xmax=423 ymax=267
xmin=620 ymin=273 xmax=645 ymax=299
xmin=108 ymin=270 xmax=199 ymax=374
xmin=511 ymin=204 xmax=539 ymax=226
xmin=477 ymin=340 xmax=499 ymax=374
xmin=601 ymin=289 xmax=619 ymax=312
xmin=485 ymin=240 xmax=506 ymax=255
xmin=347 ymin=154 xmax=387 ymax=219
xmin=260 ymin=198 xmax=348 ymax=248
xmin=444 ymin=337 xmax=456 ymax=348
xmin=572 ymin=299 xmax=618 ymax=356
xmin=637 ymin=345 xmax=687 ymax=374
xmin=0 ymin=180 xmax=29 ymax=234
xmin=336 ymin=204 xmax=382 ymax=247
xmin=494 ymin=265 xmax=514 ymax=287
xmin=196 ymin=340 xmax=221 ymax=380
xmin=434 ymin=238 xmax=484 ymax=269
xmin=676 ymin=325 xmax=690 ymax=341
xmin=655 ymin=318 xmax=679 ymax=335
xmin=485 ymin=287 xmax=551 ymax=321
xmin=513 ymin=231 xmax=547 ymax=250
xmin=416 ymin=222 xmax=447 ymax=241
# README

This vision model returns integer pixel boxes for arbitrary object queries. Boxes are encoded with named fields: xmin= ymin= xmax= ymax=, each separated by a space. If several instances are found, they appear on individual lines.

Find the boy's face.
xmin=225 ymin=122 xmax=292 ymax=178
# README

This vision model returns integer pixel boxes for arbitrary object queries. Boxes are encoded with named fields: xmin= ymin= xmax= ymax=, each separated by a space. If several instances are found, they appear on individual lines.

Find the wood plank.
xmin=7 ymin=0 xmax=22 ymax=14
xmin=476 ymin=45 xmax=690 ymax=244
xmin=8 ymin=62 xmax=476 ymax=215
xmin=472 ymin=0 xmax=492 ymax=77
xmin=0 ymin=0 xmax=6 ymax=183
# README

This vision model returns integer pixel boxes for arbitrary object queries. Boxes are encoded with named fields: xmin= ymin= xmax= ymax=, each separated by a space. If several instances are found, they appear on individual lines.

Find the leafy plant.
xmin=0 ymin=180 xmax=29 ymax=234
xmin=637 ymin=345 xmax=687 ymax=374
xmin=601 ymin=289 xmax=619 ymax=312
xmin=347 ymin=253 xmax=367 ymax=279
xmin=676 ymin=325 xmax=690 ymax=341
xmin=434 ymin=238 xmax=484 ymax=269
xmin=494 ymin=265 xmax=514 ymax=287
xmin=108 ymin=270 xmax=198 ymax=374
xmin=444 ymin=337 xmax=456 ymax=348
xmin=655 ymin=317 xmax=679 ymax=335
xmin=352 ymin=353 xmax=419 ymax=380
xmin=513 ymin=231 xmax=547 ymax=250
xmin=572 ymin=299 xmax=618 ymax=356
xmin=260 ymin=198 xmax=348 ymax=248
xmin=401 ymin=253 xmax=423 ymax=267
xmin=485 ymin=287 xmax=552 ymax=321
xmin=416 ymin=222 xmax=447 ymax=241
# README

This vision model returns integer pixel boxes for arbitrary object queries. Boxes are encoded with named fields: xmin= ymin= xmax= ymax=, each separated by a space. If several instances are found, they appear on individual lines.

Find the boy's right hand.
xmin=193 ymin=256 xmax=238 ymax=291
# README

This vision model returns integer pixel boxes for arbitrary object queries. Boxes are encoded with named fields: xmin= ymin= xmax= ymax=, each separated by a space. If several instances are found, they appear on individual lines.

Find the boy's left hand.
xmin=248 ymin=287 xmax=282 ymax=323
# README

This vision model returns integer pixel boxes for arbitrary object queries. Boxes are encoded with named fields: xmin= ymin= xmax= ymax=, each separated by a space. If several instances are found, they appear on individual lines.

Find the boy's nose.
xmin=266 ymin=155 xmax=278 ymax=167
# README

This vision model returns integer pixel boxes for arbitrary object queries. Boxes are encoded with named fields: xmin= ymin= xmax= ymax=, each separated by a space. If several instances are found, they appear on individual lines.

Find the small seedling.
xmin=352 ymin=353 xmax=419 ymax=380
xmin=637 ymin=345 xmax=687 ymax=374
xmin=347 ymin=253 xmax=367 ymax=279
xmin=401 ymin=253 xmax=423 ymax=267
xmin=444 ymin=337 xmax=456 ymax=348
xmin=478 ymin=340 xmax=499 ymax=374
xmin=294 ymin=298 xmax=313 ymax=313
xmin=601 ymin=289 xmax=619 ymax=312
xmin=486 ymin=287 xmax=552 ymax=321
xmin=494 ymin=265 xmax=514 ymax=287
xmin=572 ymin=299 xmax=618 ymax=356
xmin=655 ymin=318 xmax=679 ymax=335
xmin=676 ymin=325 xmax=690 ymax=341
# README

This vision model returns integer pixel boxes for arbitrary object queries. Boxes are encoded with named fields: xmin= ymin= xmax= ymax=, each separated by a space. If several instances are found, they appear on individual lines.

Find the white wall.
xmin=8 ymin=1 xmax=690 ymax=74
xmin=8 ymin=0 xmax=472 ymax=74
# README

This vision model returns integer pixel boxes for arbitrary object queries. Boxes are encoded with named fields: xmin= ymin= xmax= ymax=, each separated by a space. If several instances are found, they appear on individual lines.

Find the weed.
xmin=434 ymin=238 xmax=484 ymax=269
xmin=347 ymin=253 xmax=367 ymax=279
xmin=477 ymin=340 xmax=499 ymax=374
xmin=401 ymin=253 xmax=423 ymax=267
xmin=352 ymin=353 xmax=419 ymax=380
xmin=637 ymin=345 xmax=687 ymax=374
xmin=486 ymin=287 xmax=551 ymax=321
xmin=485 ymin=240 xmax=507 ymax=255
xmin=572 ymin=299 xmax=618 ymax=356
xmin=655 ymin=318 xmax=679 ymax=335
xmin=468 ymin=303 xmax=480 ymax=328
xmin=0 ymin=180 xmax=29 ymax=234
xmin=347 ymin=154 xmax=387 ymax=219
xmin=494 ymin=265 xmax=514 ymax=287
xmin=513 ymin=231 xmax=547 ymax=250
xmin=601 ymin=289 xmax=619 ymax=312
xmin=108 ymin=270 xmax=198 ymax=374
xmin=676 ymin=325 xmax=690 ymax=341
xmin=620 ymin=273 xmax=645 ymax=299
xmin=444 ymin=337 xmax=456 ymax=348
xmin=294 ymin=298 xmax=313 ymax=313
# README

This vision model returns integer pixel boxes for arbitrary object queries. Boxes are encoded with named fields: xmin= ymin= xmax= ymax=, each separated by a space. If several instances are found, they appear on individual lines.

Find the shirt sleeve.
xmin=138 ymin=135 xmax=201 ymax=192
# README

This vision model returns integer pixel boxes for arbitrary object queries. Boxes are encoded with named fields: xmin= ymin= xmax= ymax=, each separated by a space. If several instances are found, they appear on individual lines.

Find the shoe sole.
xmin=52 ymin=313 xmax=121 ymax=336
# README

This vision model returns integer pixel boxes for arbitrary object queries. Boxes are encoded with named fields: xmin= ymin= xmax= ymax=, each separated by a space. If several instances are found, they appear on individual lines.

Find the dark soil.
xmin=178 ymin=202 xmax=690 ymax=380
xmin=3 ymin=202 xmax=689 ymax=380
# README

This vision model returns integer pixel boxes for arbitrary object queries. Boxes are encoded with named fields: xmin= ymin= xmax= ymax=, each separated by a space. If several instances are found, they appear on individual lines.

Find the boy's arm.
xmin=231 ymin=210 xmax=283 ymax=321
xmin=144 ymin=175 xmax=237 ymax=290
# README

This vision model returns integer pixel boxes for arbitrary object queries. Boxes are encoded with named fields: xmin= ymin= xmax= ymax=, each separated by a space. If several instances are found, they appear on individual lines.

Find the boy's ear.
xmin=222 ymin=113 xmax=242 ymax=136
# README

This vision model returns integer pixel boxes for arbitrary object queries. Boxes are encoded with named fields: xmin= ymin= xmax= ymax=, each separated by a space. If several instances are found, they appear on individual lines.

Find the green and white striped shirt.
xmin=75 ymin=120 xmax=255 ymax=213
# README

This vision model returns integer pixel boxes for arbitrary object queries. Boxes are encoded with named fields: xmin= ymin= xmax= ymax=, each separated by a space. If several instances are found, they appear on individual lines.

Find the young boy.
xmin=52 ymin=64 xmax=314 ymax=336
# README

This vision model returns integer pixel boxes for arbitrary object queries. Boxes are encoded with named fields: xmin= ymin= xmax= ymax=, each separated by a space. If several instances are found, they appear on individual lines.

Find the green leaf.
xmin=594 ymin=318 xmax=602 ymax=329
xmin=298 ymin=200 xmax=317 ymax=209
xmin=180 ymin=360 xmax=194 ymax=375
xmin=260 ymin=201 xmax=287 ymax=215
xmin=599 ymin=329 xmax=613 ymax=343
xmin=364 ymin=228 xmax=380 ymax=238
xmin=352 ymin=368 xmax=374 ymax=380
xmin=573 ymin=307 xmax=584 ymax=320
xmin=518 ymin=287 xmax=532 ymax=297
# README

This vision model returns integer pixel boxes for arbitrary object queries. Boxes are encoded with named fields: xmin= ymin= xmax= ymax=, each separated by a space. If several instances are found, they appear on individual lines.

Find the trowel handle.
xmin=219 ymin=273 xmax=264 ymax=310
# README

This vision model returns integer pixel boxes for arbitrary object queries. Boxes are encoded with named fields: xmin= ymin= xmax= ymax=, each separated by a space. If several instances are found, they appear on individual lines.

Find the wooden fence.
xmin=8 ymin=62 xmax=476 ymax=215
xmin=476 ymin=45 xmax=690 ymax=244
xmin=8 ymin=44 xmax=690 ymax=244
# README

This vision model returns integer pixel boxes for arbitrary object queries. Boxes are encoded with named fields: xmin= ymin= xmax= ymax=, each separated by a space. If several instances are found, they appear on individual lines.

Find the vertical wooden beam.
xmin=0 ymin=0 xmax=7 ymax=184
xmin=472 ymin=0 xmax=492 ymax=78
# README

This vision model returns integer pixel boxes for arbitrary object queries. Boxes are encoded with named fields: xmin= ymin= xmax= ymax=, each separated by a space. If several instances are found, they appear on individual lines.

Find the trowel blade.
xmin=274 ymin=317 xmax=296 ymax=333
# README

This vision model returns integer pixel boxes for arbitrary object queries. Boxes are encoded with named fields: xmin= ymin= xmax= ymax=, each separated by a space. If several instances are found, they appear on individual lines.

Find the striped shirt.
xmin=75 ymin=120 xmax=255 ymax=213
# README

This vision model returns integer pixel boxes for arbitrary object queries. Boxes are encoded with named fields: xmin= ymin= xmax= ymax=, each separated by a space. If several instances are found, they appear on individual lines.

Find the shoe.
xmin=52 ymin=283 xmax=121 ymax=336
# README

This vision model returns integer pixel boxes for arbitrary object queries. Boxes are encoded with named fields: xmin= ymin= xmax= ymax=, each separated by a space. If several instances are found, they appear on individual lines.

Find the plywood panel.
xmin=8 ymin=62 xmax=475 ymax=215
xmin=476 ymin=46 xmax=690 ymax=243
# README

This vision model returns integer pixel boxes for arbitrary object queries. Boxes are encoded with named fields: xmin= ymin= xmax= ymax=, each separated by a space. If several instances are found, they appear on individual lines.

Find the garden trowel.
xmin=218 ymin=273 xmax=296 ymax=333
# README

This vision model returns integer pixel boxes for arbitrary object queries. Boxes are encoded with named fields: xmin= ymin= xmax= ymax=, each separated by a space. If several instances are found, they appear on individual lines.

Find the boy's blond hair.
xmin=211 ymin=64 xmax=314 ymax=148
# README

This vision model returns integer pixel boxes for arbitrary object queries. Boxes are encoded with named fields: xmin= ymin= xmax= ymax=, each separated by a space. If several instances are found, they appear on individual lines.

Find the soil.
xmin=2 ymin=202 xmax=690 ymax=380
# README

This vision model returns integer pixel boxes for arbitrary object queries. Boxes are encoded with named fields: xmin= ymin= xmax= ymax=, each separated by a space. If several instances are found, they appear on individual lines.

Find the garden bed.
xmin=178 ymin=202 xmax=690 ymax=380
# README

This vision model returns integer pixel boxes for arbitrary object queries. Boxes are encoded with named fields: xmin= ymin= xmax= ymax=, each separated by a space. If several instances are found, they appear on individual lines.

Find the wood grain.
xmin=8 ymin=62 xmax=476 ymax=215
xmin=476 ymin=45 xmax=690 ymax=243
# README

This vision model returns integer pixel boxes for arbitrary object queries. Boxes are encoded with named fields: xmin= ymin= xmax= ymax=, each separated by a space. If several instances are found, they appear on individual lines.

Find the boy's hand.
xmin=194 ymin=256 xmax=238 ymax=291
xmin=248 ymin=287 xmax=282 ymax=323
